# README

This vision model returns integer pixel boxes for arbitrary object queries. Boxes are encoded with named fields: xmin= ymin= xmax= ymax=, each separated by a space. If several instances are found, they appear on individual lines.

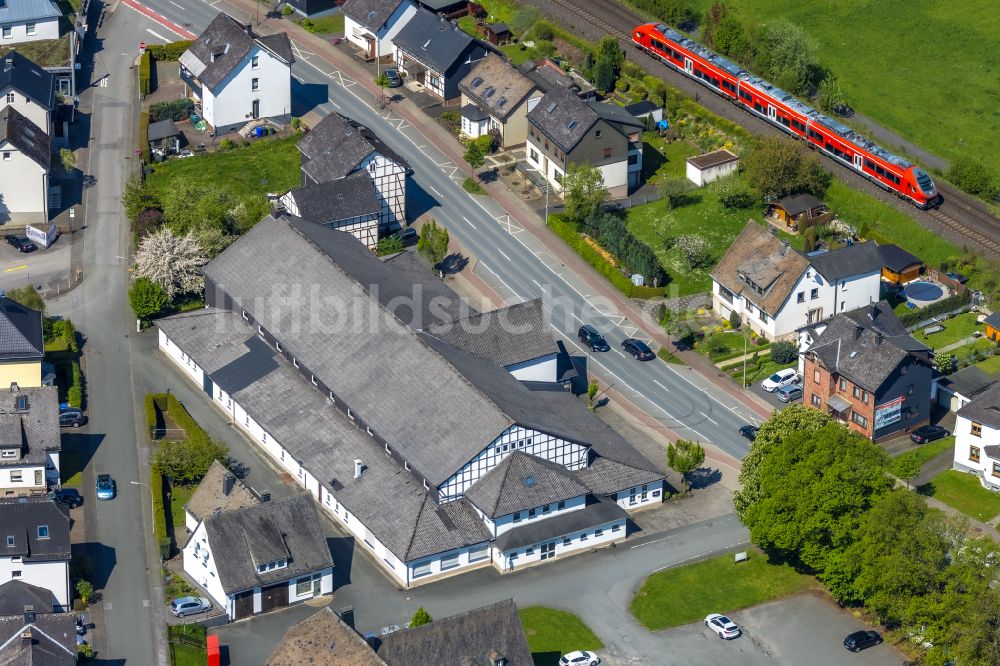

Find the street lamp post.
xmin=130 ymin=481 xmax=155 ymax=536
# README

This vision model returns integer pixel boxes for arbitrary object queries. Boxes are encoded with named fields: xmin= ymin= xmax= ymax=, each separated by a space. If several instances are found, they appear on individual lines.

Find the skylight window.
xmin=422 ymin=39 xmax=431 ymax=49
xmin=524 ymin=476 xmax=535 ymax=487
xmin=545 ymin=102 xmax=557 ymax=113
xmin=566 ymin=120 xmax=578 ymax=129
xmin=471 ymin=76 xmax=484 ymax=88
xmin=497 ymin=96 xmax=507 ymax=107
xmin=483 ymin=86 xmax=495 ymax=98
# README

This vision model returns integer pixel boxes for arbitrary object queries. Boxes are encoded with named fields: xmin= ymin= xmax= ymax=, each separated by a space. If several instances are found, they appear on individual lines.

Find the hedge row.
xmin=548 ymin=214 xmax=665 ymax=299
xmin=146 ymin=393 xmax=208 ymax=441
xmin=150 ymin=470 xmax=171 ymax=560
xmin=147 ymin=40 xmax=191 ymax=61
xmin=898 ymin=292 xmax=971 ymax=328
xmin=67 ymin=360 xmax=83 ymax=408
xmin=712 ymin=339 xmax=772 ymax=364
xmin=138 ymin=50 xmax=152 ymax=97
xmin=138 ymin=110 xmax=150 ymax=163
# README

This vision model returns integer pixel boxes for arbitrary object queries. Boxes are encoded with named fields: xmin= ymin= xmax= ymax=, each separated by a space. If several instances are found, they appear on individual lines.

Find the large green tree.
xmin=152 ymin=435 xmax=229 ymax=485
xmin=667 ymin=439 xmax=705 ymax=491
xmin=738 ymin=421 xmax=892 ymax=574
xmin=754 ymin=21 xmax=821 ymax=95
xmin=742 ymin=136 xmax=831 ymax=200
xmin=128 ymin=277 xmax=168 ymax=321
xmin=562 ymin=164 xmax=608 ymax=223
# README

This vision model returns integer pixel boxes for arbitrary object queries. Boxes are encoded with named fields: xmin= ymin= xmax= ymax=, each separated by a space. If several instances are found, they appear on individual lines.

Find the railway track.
xmin=531 ymin=0 xmax=1000 ymax=260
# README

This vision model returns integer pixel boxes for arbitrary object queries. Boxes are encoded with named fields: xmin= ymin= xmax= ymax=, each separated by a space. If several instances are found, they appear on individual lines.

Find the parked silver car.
xmin=169 ymin=597 xmax=212 ymax=617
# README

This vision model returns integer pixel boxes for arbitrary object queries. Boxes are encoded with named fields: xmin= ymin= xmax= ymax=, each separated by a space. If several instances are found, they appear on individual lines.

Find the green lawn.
xmin=630 ymin=550 xmax=814 ymax=631
xmin=641 ymin=134 xmax=698 ymax=186
xmin=729 ymin=357 xmax=796 ymax=386
xmin=60 ymin=450 xmax=84 ymax=488
xmin=462 ymin=177 xmax=485 ymax=194
xmin=296 ymin=13 xmax=344 ymax=35
xmin=698 ymin=330 xmax=754 ymax=361
xmin=951 ymin=339 xmax=998 ymax=366
xmin=977 ymin=355 xmax=1000 ymax=374
xmin=146 ymin=136 xmax=301 ymax=200
xmin=892 ymin=436 xmax=955 ymax=474
xmin=519 ymin=607 xmax=602 ymax=666
xmin=168 ymin=624 xmax=206 ymax=666
xmin=914 ymin=312 xmax=983 ymax=350
xmin=626 ymin=182 xmax=759 ymax=296
xmin=676 ymin=0 xmax=1000 ymax=188
xmin=169 ymin=484 xmax=195 ymax=544
xmin=918 ymin=470 xmax=1000 ymax=523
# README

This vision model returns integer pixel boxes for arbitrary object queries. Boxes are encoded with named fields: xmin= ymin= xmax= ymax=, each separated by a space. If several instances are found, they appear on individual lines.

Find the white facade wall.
xmin=278 ymin=191 xmax=379 ymax=248
xmin=613 ymin=480 xmax=664 ymax=509
xmin=0 ymin=144 xmax=47 ymax=221
xmin=0 ymin=557 xmax=68 ymax=609
xmin=358 ymin=153 xmax=407 ymax=230
xmin=0 ymin=16 xmax=59 ymax=45
xmin=524 ymin=136 xmax=564 ymax=192
xmin=686 ymin=160 xmax=737 ymax=187
xmin=0 ymin=87 xmax=51 ymax=135
xmin=183 ymin=520 xmax=228 ymax=611
xmin=486 ymin=495 xmax=587 ymax=538
xmin=493 ymin=516 xmax=625 ymax=572
xmin=953 ymin=414 xmax=1000 ymax=490
xmin=0 ymin=463 xmax=47 ymax=494
xmin=438 ymin=424 xmax=589 ymax=501
xmin=344 ymin=3 xmax=416 ymax=59
xmin=596 ymin=160 xmax=628 ymax=193
xmin=203 ymin=45 xmax=290 ymax=131
xmin=506 ymin=354 xmax=558 ymax=383
xmin=406 ymin=542 xmax=491 ymax=585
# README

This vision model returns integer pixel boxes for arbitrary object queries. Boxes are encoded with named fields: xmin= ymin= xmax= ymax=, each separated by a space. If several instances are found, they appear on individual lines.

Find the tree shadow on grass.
xmin=916 ymin=481 xmax=935 ymax=497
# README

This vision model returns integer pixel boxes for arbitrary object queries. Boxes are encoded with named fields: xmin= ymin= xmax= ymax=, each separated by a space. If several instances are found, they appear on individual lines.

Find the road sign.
xmin=139 ymin=41 xmax=147 ymax=53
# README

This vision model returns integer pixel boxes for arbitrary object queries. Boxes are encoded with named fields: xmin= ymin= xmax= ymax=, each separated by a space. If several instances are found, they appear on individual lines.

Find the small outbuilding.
xmin=624 ymin=100 xmax=664 ymax=129
xmin=768 ymin=194 xmax=828 ymax=230
xmin=685 ymin=149 xmax=739 ymax=186
xmin=480 ymin=22 xmax=511 ymax=45
xmin=147 ymin=119 xmax=182 ymax=154
xmin=879 ymin=243 xmax=924 ymax=285
xmin=985 ymin=312 xmax=1000 ymax=343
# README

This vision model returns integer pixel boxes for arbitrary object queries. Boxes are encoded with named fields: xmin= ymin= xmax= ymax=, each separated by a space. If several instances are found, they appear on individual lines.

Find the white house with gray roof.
xmin=182 ymin=492 xmax=333 ymax=620
xmin=0 ymin=385 xmax=59 ymax=497
xmin=295 ymin=111 xmax=408 ymax=234
xmin=0 ymin=0 xmax=61 ymax=45
xmin=179 ymin=12 xmax=294 ymax=135
xmin=157 ymin=214 xmax=664 ymax=587
xmin=342 ymin=0 xmax=417 ymax=61
xmin=953 ymin=384 xmax=1000 ymax=491
xmin=526 ymin=87 xmax=644 ymax=198
xmin=0 ymin=498 xmax=70 ymax=610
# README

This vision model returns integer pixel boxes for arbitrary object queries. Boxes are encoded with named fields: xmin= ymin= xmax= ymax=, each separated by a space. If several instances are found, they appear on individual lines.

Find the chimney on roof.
xmin=354 ymin=459 xmax=364 ymax=479
xmin=780 ymin=239 xmax=789 ymax=256
xmin=9 ymin=382 xmax=17 ymax=392
xmin=20 ymin=628 xmax=32 ymax=643
xmin=875 ymin=333 xmax=884 ymax=345
xmin=340 ymin=606 xmax=355 ymax=629
xmin=854 ymin=325 xmax=864 ymax=340
xmin=222 ymin=472 xmax=236 ymax=497
xmin=22 ymin=606 xmax=34 ymax=626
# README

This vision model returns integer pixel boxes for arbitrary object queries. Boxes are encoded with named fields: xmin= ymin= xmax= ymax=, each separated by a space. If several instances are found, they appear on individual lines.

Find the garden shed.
xmin=686 ymin=149 xmax=739 ymax=186
xmin=768 ymin=194 xmax=828 ymax=230
xmin=879 ymin=243 xmax=924 ymax=285
xmin=147 ymin=119 xmax=182 ymax=154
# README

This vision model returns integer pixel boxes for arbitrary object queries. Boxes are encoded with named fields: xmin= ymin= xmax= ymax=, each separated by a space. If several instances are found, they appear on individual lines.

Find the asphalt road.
xmin=134 ymin=0 xmax=765 ymax=460
xmin=0 ymin=237 xmax=72 ymax=293
xmin=44 ymin=3 xmax=174 ymax=664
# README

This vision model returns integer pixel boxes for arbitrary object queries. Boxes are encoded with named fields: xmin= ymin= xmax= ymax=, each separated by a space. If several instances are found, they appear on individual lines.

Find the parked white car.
xmin=761 ymin=368 xmax=800 ymax=392
xmin=705 ymin=613 xmax=741 ymax=639
xmin=559 ymin=651 xmax=601 ymax=666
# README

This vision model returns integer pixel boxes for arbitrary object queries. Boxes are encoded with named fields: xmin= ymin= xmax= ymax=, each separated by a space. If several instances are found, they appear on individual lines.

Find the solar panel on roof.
xmin=497 ymin=96 xmax=506 ymax=107
xmin=484 ymin=86 xmax=495 ymax=98
xmin=471 ymin=76 xmax=483 ymax=88
xmin=567 ymin=120 xmax=578 ymax=129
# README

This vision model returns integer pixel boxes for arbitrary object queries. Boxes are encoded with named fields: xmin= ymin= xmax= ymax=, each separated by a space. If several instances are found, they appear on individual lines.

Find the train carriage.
xmin=632 ymin=22 xmax=940 ymax=208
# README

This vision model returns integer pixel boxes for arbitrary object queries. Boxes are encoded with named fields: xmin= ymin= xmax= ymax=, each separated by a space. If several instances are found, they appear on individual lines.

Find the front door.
xmin=540 ymin=542 xmax=556 ymax=560
xmin=854 ymin=153 xmax=864 ymax=171
xmin=684 ymin=58 xmax=693 ymax=75
xmin=312 ymin=574 xmax=322 ymax=596
xmin=251 ymin=99 xmax=260 ymax=119
xmin=260 ymin=582 xmax=288 ymax=613
xmin=767 ymin=105 xmax=777 ymax=121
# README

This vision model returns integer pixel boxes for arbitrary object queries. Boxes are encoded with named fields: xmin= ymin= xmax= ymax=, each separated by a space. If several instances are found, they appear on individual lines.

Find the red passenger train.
xmin=632 ymin=22 xmax=941 ymax=209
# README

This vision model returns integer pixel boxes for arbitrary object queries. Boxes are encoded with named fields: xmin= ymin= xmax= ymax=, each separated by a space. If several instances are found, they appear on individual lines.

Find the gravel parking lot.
xmin=656 ymin=593 xmax=905 ymax=666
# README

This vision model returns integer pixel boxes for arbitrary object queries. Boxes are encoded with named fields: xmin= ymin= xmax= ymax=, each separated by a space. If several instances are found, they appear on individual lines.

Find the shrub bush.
xmin=898 ymin=292 xmax=971 ymax=327
xmin=147 ymin=40 xmax=192 ymax=61
xmin=282 ymin=3 xmax=293 ymax=15
xmin=219 ymin=137 xmax=236 ymax=149
xmin=138 ymin=51 xmax=152 ymax=96
xmin=148 ymin=98 xmax=194 ymax=123
xmin=67 ymin=361 xmax=83 ymax=408
xmin=770 ymin=340 xmax=799 ymax=364
xmin=138 ymin=110 xmax=150 ymax=163
xmin=145 ymin=394 xmax=159 ymax=437
xmin=150 ymin=470 xmax=171 ymax=559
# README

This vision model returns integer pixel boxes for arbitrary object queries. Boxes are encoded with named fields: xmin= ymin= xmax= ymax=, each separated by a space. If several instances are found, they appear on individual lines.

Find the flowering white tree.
xmin=133 ymin=228 xmax=206 ymax=299
xmin=675 ymin=234 xmax=711 ymax=269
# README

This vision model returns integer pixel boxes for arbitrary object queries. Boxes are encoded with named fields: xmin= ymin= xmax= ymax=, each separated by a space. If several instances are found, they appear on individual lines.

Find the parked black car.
xmin=622 ymin=338 xmax=655 ymax=361
xmin=843 ymin=630 xmax=882 ymax=652
xmin=47 ymin=488 xmax=82 ymax=508
xmin=910 ymin=424 xmax=950 ymax=444
xmin=5 ymin=235 xmax=36 ymax=253
xmin=578 ymin=325 xmax=610 ymax=352
xmin=739 ymin=425 xmax=759 ymax=441
xmin=59 ymin=408 xmax=86 ymax=428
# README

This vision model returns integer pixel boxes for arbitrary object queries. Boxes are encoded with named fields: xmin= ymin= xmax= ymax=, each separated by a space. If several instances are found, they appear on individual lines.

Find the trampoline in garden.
xmin=904 ymin=280 xmax=945 ymax=303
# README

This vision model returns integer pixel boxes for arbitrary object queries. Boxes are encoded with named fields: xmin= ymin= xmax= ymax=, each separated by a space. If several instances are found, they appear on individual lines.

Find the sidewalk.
xmin=219 ymin=5 xmax=773 ymax=432
xmin=937 ymin=335 xmax=980 ymax=353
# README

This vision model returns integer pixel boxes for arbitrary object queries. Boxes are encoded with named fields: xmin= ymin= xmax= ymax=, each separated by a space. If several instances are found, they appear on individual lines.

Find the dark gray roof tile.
xmin=376 ymin=598 xmax=533 ymax=666
xmin=202 ymin=493 xmax=333 ymax=595
xmin=0 ymin=499 xmax=70 ymax=562
xmin=342 ymin=0 xmax=405 ymax=31
xmin=425 ymin=298 xmax=554 ymax=367
xmin=775 ymin=193 xmax=824 ymax=217
xmin=937 ymin=366 xmax=998 ymax=400
xmin=0 ymin=613 xmax=76 ymax=665
xmin=297 ymin=113 xmax=407 ymax=183
xmin=878 ymin=243 xmax=923 ymax=272
xmin=0 ymin=106 xmax=50 ymax=170
xmin=393 ymin=8 xmax=477 ymax=73
xmin=957 ymin=384 xmax=1000 ymax=430
xmin=0 ymin=51 xmax=55 ymax=110
xmin=464 ymin=451 xmax=589 ymax=518
xmin=181 ymin=13 xmax=292 ymax=93
xmin=0 ymin=580 xmax=55 ymax=615
xmin=492 ymin=498 xmax=627 ymax=551
xmin=807 ymin=241 xmax=883 ymax=282
xmin=0 ymin=386 xmax=59 ymax=467
xmin=285 ymin=171 xmax=381 ymax=223
xmin=0 ymin=297 xmax=43 ymax=361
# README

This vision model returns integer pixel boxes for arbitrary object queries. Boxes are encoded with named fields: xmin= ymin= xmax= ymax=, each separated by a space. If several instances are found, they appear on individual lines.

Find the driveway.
xmin=659 ymin=593 xmax=906 ymax=666
xmin=0 ymin=234 xmax=73 ymax=293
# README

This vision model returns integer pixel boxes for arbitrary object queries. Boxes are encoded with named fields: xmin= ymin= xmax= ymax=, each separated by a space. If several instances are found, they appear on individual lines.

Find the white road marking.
xmin=700 ymin=411 xmax=719 ymax=426
xmin=478 ymin=262 xmax=523 ymax=300
xmin=496 ymin=249 xmax=511 ymax=262
xmin=461 ymin=216 xmax=477 ymax=230
xmin=429 ymin=186 xmax=443 ymax=197
xmin=650 ymin=542 xmax=749 ymax=572
xmin=653 ymin=379 xmax=670 ymax=392
xmin=145 ymin=28 xmax=168 ymax=42
xmin=168 ymin=0 xmax=183 ymax=7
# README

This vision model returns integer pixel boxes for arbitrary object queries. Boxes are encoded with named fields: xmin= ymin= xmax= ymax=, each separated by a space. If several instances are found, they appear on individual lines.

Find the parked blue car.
xmin=96 ymin=474 xmax=115 ymax=501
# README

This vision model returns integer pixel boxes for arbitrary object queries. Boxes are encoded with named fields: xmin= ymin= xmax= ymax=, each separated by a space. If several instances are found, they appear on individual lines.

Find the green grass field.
xmin=169 ymin=484 xmax=195 ymax=545
xmin=519 ymin=607 xmax=602 ymax=666
xmin=146 ymin=136 xmax=301 ymax=200
xmin=918 ymin=470 xmax=1000 ymax=523
xmin=678 ymin=0 xmax=1000 ymax=187
xmin=168 ymin=624 xmax=206 ymax=666
xmin=977 ymin=355 xmax=1000 ymax=374
xmin=296 ymin=13 xmax=344 ymax=35
xmin=914 ymin=313 xmax=983 ymax=350
xmin=630 ymin=551 xmax=814 ymax=631
xmin=892 ymin=436 xmax=955 ymax=475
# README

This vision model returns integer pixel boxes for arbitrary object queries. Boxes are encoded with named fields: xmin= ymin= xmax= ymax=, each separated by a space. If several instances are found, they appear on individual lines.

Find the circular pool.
xmin=903 ymin=280 xmax=945 ymax=303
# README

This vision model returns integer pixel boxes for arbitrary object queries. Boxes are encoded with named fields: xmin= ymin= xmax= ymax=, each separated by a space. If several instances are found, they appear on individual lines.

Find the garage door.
xmin=260 ymin=582 xmax=288 ymax=614
xmin=233 ymin=590 xmax=254 ymax=620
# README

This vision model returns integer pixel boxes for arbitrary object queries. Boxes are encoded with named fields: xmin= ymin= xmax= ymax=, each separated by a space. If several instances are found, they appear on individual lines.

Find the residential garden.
xmin=917 ymin=470 xmax=1000 ymax=525
xmin=519 ymin=606 xmax=603 ymax=666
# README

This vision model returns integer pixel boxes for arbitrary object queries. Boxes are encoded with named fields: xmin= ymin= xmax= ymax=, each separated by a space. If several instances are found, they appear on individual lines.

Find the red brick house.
xmin=798 ymin=302 xmax=934 ymax=441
